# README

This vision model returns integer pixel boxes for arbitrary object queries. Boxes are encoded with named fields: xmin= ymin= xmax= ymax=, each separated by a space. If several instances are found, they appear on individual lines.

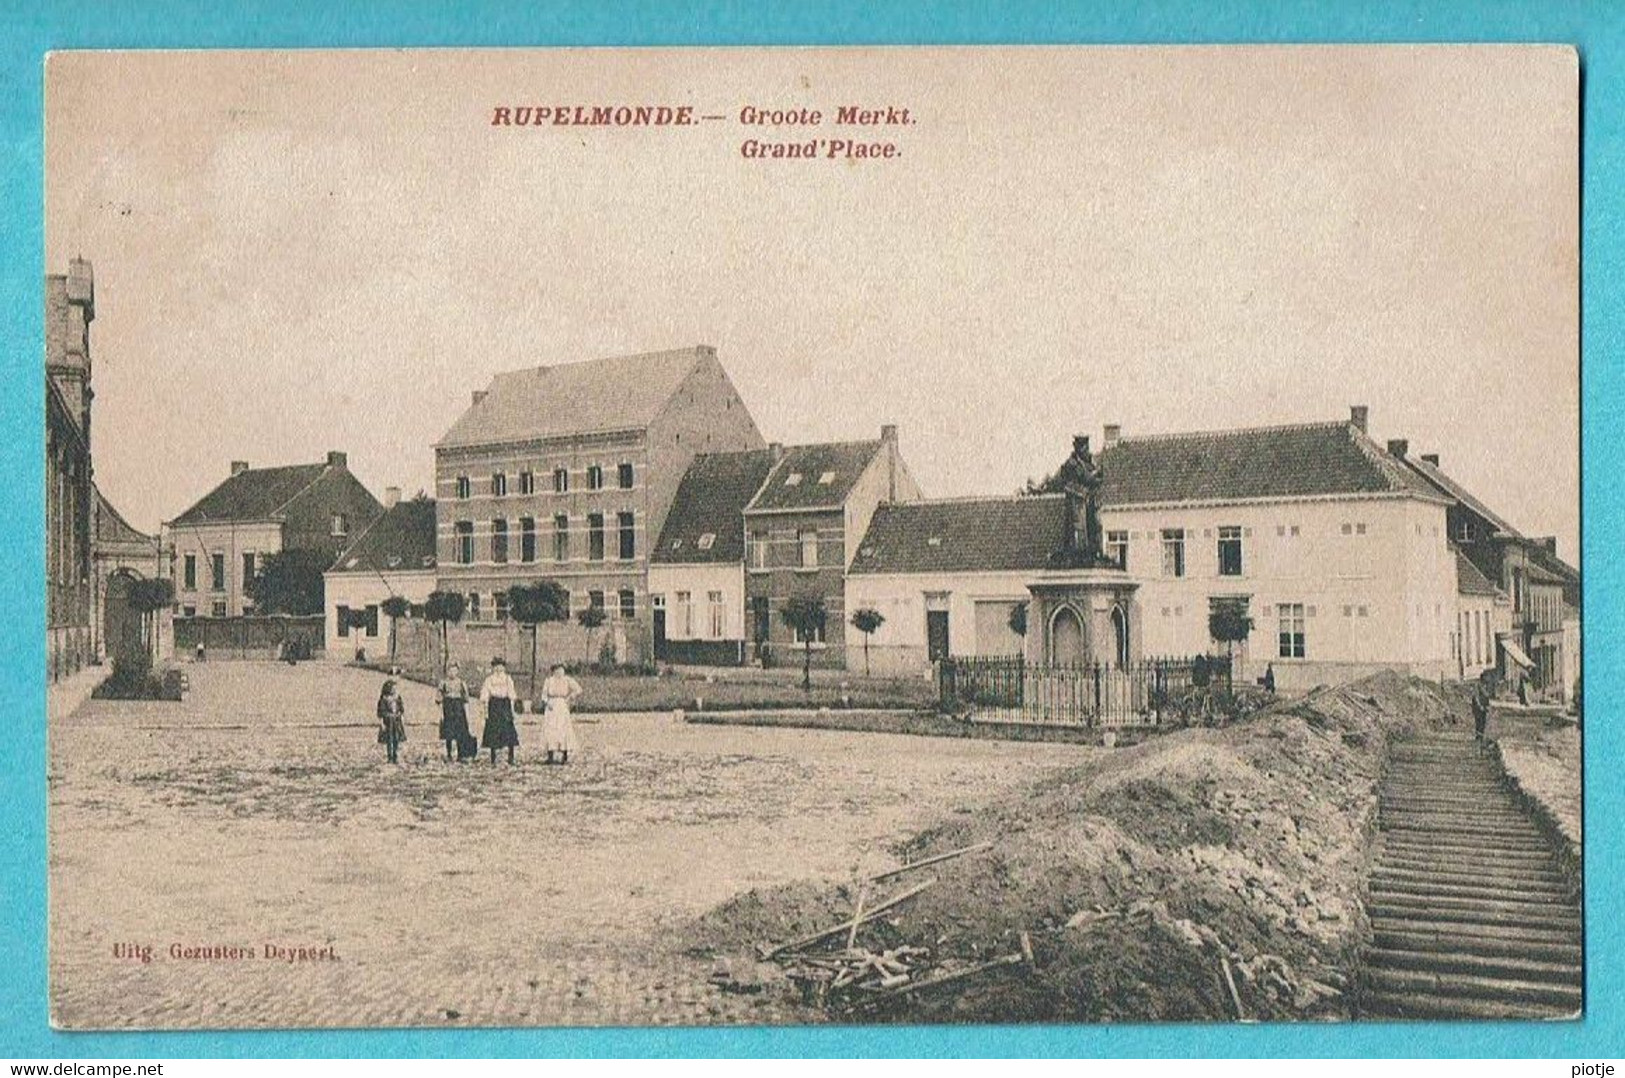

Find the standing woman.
xmin=479 ymin=657 xmax=520 ymax=766
xmin=540 ymin=663 xmax=584 ymax=765
xmin=376 ymin=678 xmax=406 ymax=764
xmin=437 ymin=662 xmax=472 ymax=762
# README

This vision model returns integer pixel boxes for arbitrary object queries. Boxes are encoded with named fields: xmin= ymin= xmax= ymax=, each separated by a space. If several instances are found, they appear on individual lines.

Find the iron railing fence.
xmin=938 ymin=654 xmax=1232 ymax=728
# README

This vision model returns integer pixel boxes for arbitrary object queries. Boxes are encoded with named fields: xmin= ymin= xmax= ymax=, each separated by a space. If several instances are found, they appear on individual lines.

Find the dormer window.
xmin=386 ymin=556 xmax=402 ymax=569
xmin=818 ymin=471 xmax=836 ymax=485
xmin=927 ymin=536 xmax=942 ymax=547
xmin=785 ymin=472 xmax=802 ymax=486
xmin=331 ymin=514 xmax=349 ymax=537
xmin=697 ymin=533 xmax=716 ymax=551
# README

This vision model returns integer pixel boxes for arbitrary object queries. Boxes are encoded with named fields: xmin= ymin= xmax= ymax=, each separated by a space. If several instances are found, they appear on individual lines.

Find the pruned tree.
xmin=1008 ymin=602 xmax=1028 ymax=639
xmin=576 ymin=605 xmax=608 ymax=666
xmin=509 ymin=581 xmax=571 ymax=699
xmin=1207 ymin=601 xmax=1253 ymax=690
xmin=423 ymin=589 xmax=468 ymax=677
xmin=244 ymin=549 xmax=330 ymax=616
xmin=380 ymin=595 xmax=411 ymax=665
xmin=849 ymin=607 xmax=885 ymax=677
xmin=780 ymin=595 xmax=827 ymax=691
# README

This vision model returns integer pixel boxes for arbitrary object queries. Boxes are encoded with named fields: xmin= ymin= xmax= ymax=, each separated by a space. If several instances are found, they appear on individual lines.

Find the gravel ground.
xmin=1492 ymin=711 xmax=1582 ymax=846
xmin=48 ymin=661 xmax=1094 ymax=1029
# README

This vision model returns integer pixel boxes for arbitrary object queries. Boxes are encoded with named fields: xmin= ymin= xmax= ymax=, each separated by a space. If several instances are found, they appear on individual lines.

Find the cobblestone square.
xmin=49 ymin=661 xmax=1094 ymax=1029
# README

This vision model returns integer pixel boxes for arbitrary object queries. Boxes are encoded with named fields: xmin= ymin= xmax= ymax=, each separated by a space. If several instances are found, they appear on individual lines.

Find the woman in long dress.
xmin=437 ymin=662 xmax=472 ymax=762
xmin=540 ymin=663 xmax=583 ymax=765
xmin=376 ymin=679 xmax=406 ymax=764
xmin=479 ymin=657 xmax=520 ymax=766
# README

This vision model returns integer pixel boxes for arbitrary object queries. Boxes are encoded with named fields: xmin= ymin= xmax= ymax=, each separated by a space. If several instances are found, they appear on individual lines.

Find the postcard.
xmin=43 ymin=45 xmax=1579 ymax=1029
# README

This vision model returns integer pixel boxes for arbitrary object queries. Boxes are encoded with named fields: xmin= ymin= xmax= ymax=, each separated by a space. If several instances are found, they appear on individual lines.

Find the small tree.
xmin=510 ymin=581 xmax=572 ymax=698
xmin=380 ymin=595 xmax=411 ymax=665
xmin=849 ymin=607 xmax=885 ymax=677
xmin=1208 ymin=601 xmax=1254 ymax=692
xmin=423 ymin=590 xmax=468 ymax=677
xmin=346 ymin=607 xmax=374 ymax=661
xmin=1008 ymin=602 xmax=1028 ymax=639
xmin=128 ymin=577 xmax=175 ymax=661
xmin=245 ymin=549 xmax=330 ymax=616
xmin=780 ymin=595 xmax=827 ymax=692
xmin=577 ymin=605 xmax=608 ymax=666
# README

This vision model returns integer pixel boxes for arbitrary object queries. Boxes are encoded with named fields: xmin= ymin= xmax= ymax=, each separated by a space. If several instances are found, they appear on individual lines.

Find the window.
xmin=212 ymin=599 xmax=227 ymax=618
xmin=676 ymin=591 xmax=694 ymax=637
xmin=211 ymin=553 xmax=226 ymax=592
xmin=618 ymin=462 xmax=634 ymax=489
xmin=331 ymin=514 xmax=349 ymax=537
xmin=491 ymin=519 xmax=509 ymax=563
xmin=785 ymin=472 xmax=802 ymax=486
xmin=587 ymin=465 xmax=604 ymax=491
xmin=618 ymin=589 xmax=636 ymax=619
xmin=1340 ymin=522 xmax=1353 ymax=536
xmin=518 ymin=470 xmax=535 ymax=495
xmin=181 ymin=605 xmax=196 ymax=618
xmin=183 ymin=553 xmax=197 ymax=591
xmin=618 ymin=511 xmax=636 ymax=560
xmin=1106 ymin=530 xmax=1128 ymax=570
xmin=1278 ymin=602 xmax=1306 ymax=659
xmin=492 ymin=472 xmax=507 ymax=497
xmin=494 ymin=590 xmax=509 ymax=622
xmin=456 ymin=475 xmax=471 ymax=499
xmin=697 ymin=532 xmax=716 ymax=551
xmin=588 ymin=590 xmax=605 ymax=613
xmin=749 ymin=530 xmax=769 ymax=569
xmin=588 ymin=512 xmax=606 ymax=561
xmin=1161 ymin=529 xmax=1186 ymax=578
xmin=467 ymin=592 xmax=481 ymax=621
xmin=797 ymin=528 xmax=818 ymax=569
xmin=241 ymin=552 xmax=256 ymax=589
xmin=1455 ymin=519 xmax=1475 ymax=543
xmin=361 ymin=605 xmax=378 ymax=638
xmin=1218 ymin=526 xmax=1243 ymax=576
xmin=553 ymin=467 xmax=569 ymax=493
xmin=520 ymin=517 xmax=536 ymax=562
xmin=818 ymin=471 xmax=835 ymax=485
xmin=455 ymin=521 xmax=474 ymax=564
xmin=554 ymin=514 xmax=570 ymax=561
xmin=708 ymin=590 xmax=726 ymax=638
xmin=1356 ymin=523 xmax=1367 ymax=536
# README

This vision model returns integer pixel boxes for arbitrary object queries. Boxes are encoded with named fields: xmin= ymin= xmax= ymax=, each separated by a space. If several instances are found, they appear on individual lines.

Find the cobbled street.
xmin=49 ymin=661 xmax=1095 ymax=1029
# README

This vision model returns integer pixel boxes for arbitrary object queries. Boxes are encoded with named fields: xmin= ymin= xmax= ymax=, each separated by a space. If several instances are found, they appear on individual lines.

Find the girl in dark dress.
xmin=437 ymin=662 xmax=472 ymax=761
xmin=479 ymin=657 xmax=520 ymax=765
xmin=376 ymin=679 xmax=406 ymax=764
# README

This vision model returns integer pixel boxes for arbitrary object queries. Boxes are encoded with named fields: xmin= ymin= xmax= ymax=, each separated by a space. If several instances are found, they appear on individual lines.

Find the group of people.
xmin=375 ymin=657 xmax=584 ymax=766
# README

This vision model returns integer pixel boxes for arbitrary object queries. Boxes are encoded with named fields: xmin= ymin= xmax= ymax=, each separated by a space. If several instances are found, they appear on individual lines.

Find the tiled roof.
xmin=437 ymin=347 xmax=708 ymax=449
xmin=653 ymin=449 xmax=776 ymax=565
xmin=1454 ymin=546 xmax=1502 ymax=597
xmin=330 ymin=498 xmax=438 ymax=574
xmin=95 ymin=487 xmax=154 ymax=545
xmin=849 ymin=495 xmax=1071 ymax=575
xmin=746 ymin=440 xmax=883 ymax=513
xmin=170 ymin=463 xmax=328 ymax=525
xmin=1396 ymin=455 xmax=1524 ymax=538
xmin=1090 ymin=421 xmax=1440 ymax=506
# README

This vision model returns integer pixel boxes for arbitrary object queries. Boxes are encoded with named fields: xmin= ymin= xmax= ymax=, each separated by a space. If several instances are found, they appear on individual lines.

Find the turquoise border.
xmin=2 ymin=0 xmax=1616 ymax=1059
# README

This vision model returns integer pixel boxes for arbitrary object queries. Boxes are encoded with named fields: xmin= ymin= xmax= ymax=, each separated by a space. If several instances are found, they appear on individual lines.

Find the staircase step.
xmin=1381 ymin=832 xmax=1552 ymax=854
xmin=1361 ymin=989 xmax=1580 ymax=1021
xmin=1364 ymin=967 xmax=1582 ymax=1009
xmin=1365 ymin=946 xmax=1580 ymax=985
xmin=1370 ymin=926 xmax=1582 ymax=964
xmin=1366 ymin=899 xmax=1580 ymax=932
xmin=1371 ymin=865 xmax=1567 ymax=893
xmin=1369 ymin=875 xmax=1571 ymax=905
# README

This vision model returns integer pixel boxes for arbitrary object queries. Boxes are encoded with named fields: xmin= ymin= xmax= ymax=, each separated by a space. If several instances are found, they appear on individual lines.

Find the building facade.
xmin=163 ymin=451 xmax=382 ymax=619
xmin=432 ymin=346 xmax=763 ymax=659
xmin=323 ymin=491 xmax=438 ymax=659
xmin=45 ymin=259 xmax=97 ymax=682
xmin=93 ymin=488 xmax=163 ymax=666
xmin=742 ymin=427 xmax=921 ymax=668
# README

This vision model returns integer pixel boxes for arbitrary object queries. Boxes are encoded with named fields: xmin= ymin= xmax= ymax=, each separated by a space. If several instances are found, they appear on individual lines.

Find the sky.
xmin=45 ymin=46 xmax=1579 ymax=562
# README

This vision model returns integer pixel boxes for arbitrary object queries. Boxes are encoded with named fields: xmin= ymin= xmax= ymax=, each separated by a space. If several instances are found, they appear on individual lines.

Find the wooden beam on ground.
xmin=867 ymin=841 xmax=994 ymax=884
xmin=758 ymin=878 xmax=937 ymax=960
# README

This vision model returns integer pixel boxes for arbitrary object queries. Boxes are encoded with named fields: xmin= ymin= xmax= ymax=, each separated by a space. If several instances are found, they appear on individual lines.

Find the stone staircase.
xmin=1360 ymin=731 xmax=1582 ymax=1019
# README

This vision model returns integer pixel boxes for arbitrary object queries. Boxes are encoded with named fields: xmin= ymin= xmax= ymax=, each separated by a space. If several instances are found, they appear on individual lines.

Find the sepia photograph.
xmin=42 ymin=45 xmax=1579 ymax=1029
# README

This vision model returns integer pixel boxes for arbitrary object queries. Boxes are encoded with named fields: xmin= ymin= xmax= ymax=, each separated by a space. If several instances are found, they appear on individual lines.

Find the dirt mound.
xmin=690 ymin=672 xmax=1468 ymax=1023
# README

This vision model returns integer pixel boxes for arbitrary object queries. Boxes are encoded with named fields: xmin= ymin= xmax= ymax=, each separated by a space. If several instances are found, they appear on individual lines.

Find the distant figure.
xmin=540 ymin=663 xmax=584 ymax=765
xmin=479 ymin=657 xmax=520 ymax=766
xmin=1262 ymin=663 xmax=1276 ymax=694
xmin=195 ymin=641 xmax=206 ymax=663
xmin=1472 ymin=670 xmax=1498 ymax=741
xmin=376 ymin=679 xmax=406 ymax=764
xmin=437 ymin=662 xmax=473 ymax=762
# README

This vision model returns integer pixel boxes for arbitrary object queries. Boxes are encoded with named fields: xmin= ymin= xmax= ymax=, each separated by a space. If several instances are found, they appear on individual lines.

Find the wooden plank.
xmin=758 ymin=878 xmax=937 ymax=960
xmin=867 ymin=841 xmax=994 ymax=884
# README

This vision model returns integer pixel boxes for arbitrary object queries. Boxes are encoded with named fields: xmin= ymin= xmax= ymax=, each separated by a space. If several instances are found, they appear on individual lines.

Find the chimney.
xmin=769 ymin=442 xmax=784 ymax=462
xmin=1421 ymin=453 xmax=1440 ymax=466
xmin=472 ymin=389 xmax=488 ymax=407
xmin=1350 ymin=405 xmax=1369 ymax=433
xmin=880 ymin=424 xmax=897 ymax=444
xmin=230 ymin=460 xmax=250 ymax=476
xmin=326 ymin=450 xmax=347 ymax=469
xmin=1072 ymin=434 xmax=1092 ymax=461
xmin=384 ymin=486 xmax=401 ymax=508
xmin=1386 ymin=438 xmax=1408 ymax=458
xmin=65 ymin=257 xmax=94 ymax=314
xmin=1539 ymin=536 xmax=1558 ymax=555
xmin=1103 ymin=424 xmax=1122 ymax=450
xmin=880 ymin=425 xmax=899 ymax=500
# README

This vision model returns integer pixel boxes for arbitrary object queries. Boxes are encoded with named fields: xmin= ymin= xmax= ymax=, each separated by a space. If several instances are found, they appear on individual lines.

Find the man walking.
xmin=1472 ymin=670 xmax=1498 ymax=741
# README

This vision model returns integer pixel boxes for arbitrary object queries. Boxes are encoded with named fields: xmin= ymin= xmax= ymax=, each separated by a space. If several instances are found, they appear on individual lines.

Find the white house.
xmin=849 ymin=409 xmax=1464 ymax=693
xmin=323 ymin=491 xmax=438 ymax=660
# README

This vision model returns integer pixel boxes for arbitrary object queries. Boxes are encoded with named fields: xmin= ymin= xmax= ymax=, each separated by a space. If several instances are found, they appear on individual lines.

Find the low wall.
xmin=173 ymin=616 xmax=326 ymax=660
xmin=367 ymin=617 xmax=652 ymax=683
xmin=657 ymin=638 xmax=748 ymax=666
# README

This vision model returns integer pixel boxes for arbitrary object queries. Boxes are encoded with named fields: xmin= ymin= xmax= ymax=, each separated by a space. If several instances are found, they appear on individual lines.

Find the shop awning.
xmin=1500 ymin=638 xmax=1535 ymax=670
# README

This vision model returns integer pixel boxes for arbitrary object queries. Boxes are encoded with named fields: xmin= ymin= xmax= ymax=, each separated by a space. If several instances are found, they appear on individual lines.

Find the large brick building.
xmin=433 ymin=346 xmax=763 ymax=655
xmin=45 ymin=259 xmax=97 ymax=681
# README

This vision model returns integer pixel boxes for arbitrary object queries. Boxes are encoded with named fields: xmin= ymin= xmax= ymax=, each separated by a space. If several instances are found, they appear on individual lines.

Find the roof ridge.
xmin=485 ymin=345 xmax=709 ymax=384
xmin=884 ymin=493 xmax=1067 ymax=507
xmin=1112 ymin=419 xmax=1350 ymax=445
xmin=265 ymin=460 xmax=340 ymax=519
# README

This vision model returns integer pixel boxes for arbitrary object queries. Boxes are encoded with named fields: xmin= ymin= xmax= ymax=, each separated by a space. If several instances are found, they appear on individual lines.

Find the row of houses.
xmin=122 ymin=338 xmax=1574 ymax=700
